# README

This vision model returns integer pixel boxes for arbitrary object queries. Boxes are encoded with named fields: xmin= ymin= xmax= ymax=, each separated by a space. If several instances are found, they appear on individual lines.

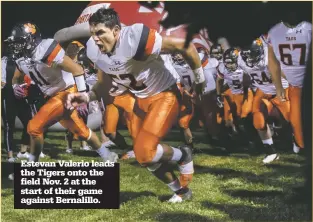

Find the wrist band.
xmin=193 ymin=67 xmax=205 ymax=84
xmin=74 ymin=74 xmax=87 ymax=92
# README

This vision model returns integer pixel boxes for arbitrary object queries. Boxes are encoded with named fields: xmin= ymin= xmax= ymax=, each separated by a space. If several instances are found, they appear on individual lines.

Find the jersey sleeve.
xmin=130 ymin=23 xmax=162 ymax=61
xmin=40 ymin=39 xmax=65 ymax=67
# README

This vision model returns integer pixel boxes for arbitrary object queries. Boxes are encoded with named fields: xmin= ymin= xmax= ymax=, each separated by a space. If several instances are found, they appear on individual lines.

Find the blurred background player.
xmin=64 ymin=41 xmax=114 ymax=153
xmin=217 ymin=48 xmax=254 ymax=147
xmin=5 ymin=22 xmax=118 ymax=163
xmin=239 ymin=38 xmax=290 ymax=164
xmin=266 ymin=19 xmax=312 ymax=154
xmin=64 ymin=41 xmax=91 ymax=153
xmin=1 ymin=56 xmax=32 ymax=162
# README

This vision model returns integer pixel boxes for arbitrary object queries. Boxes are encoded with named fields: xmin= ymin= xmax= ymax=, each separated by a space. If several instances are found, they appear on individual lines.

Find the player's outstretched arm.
xmin=58 ymin=55 xmax=88 ymax=94
xmin=161 ymin=36 xmax=202 ymax=71
xmin=267 ymin=45 xmax=285 ymax=101
xmin=58 ymin=55 xmax=84 ymax=76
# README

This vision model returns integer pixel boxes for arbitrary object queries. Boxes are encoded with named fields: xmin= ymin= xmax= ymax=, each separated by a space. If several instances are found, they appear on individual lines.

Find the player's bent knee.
xmin=134 ymin=143 xmax=162 ymax=165
xmin=134 ymin=146 xmax=156 ymax=164
xmin=27 ymin=120 xmax=43 ymax=138
xmin=253 ymin=112 xmax=266 ymax=130
xmin=178 ymin=118 xmax=189 ymax=129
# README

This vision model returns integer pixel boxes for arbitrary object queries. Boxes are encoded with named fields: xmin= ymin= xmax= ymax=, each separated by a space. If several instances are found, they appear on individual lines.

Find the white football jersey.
xmin=218 ymin=63 xmax=245 ymax=94
xmin=238 ymin=44 xmax=289 ymax=95
xmin=87 ymin=23 xmax=177 ymax=98
xmin=267 ymin=21 xmax=312 ymax=87
xmin=203 ymin=58 xmax=217 ymax=93
xmin=15 ymin=39 xmax=75 ymax=96
xmin=172 ymin=63 xmax=194 ymax=89
xmin=172 ymin=54 xmax=216 ymax=93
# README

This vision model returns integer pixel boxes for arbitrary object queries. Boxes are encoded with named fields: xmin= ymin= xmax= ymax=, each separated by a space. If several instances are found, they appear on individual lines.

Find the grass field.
xmin=1 ymin=129 xmax=311 ymax=222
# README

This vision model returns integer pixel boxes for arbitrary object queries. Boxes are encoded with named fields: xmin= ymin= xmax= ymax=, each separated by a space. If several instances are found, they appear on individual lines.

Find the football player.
xmin=239 ymin=38 xmax=290 ymax=164
xmin=266 ymin=20 xmax=312 ymax=153
xmin=171 ymin=53 xmax=196 ymax=149
xmin=5 ymin=22 xmax=118 ymax=162
xmin=1 ymin=56 xmax=32 ymax=162
xmin=66 ymin=8 xmax=206 ymax=202
xmin=86 ymin=32 xmax=137 ymax=157
xmin=65 ymin=41 xmax=116 ymax=153
xmin=64 ymin=41 xmax=92 ymax=153
xmin=217 ymin=48 xmax=253 ymax=136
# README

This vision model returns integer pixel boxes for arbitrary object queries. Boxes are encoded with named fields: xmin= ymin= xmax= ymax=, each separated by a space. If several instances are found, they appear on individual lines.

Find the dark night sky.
xmin=2 ymin=1 xmax=312 ymax=48
xmin=2 ymin=1 xmax=88 ymax=40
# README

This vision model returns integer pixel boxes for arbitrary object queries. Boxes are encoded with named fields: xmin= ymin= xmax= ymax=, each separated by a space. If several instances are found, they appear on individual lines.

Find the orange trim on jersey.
xmin=144 ymin=29 xmax=156 ymax=56
xmin=47 ymin=44 xmax=62 ymax=66
xmin=202 ymin=58 xmax=208 ymax=67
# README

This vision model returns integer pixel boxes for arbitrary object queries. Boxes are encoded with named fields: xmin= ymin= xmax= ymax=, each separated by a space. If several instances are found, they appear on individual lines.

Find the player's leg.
xmin=252 ymin=89 xmax=279 ymax=164
xmin=240 ymin=90 xmax=253 ymax=119
xmin=288 ymin=86 xmax=304 ymax=153
xmin=16 ymin=99 xmax=34 ymax=159
xmin=27 ymin=95 xmax=66 ymax=161
xmin=1 ymin=88 xmax=18 ymax=162
xmin=99 ymin=99 xmax=115 ymax=146
xmin=178 ymin=92 xmax=194 ymax=149
xmin=224 ymin=91 xmax=237 ymax=134
xmin=201 ymin=91 xmax=221 ymax=138
xmin=103 ymin=103 xmax=129 ymax=149
xmin=79 ymin=107 xmax=91 ymax=151
xmin=113 ymin=92 xmax=137 ymax=140
xmin=60 ymin=108 xmax=117 ymax=162
xmin=65 ymin=131 xmax=74 ymax=153
xmin=133 ymin=87 xmax=193 ymax=202
xmin=238 ymin=90 xmax=254 ymax=143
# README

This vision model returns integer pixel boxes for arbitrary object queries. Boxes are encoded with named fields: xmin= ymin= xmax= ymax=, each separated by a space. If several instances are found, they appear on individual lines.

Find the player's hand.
xmin=13 ymin=83 xmax=27 ymax=99
xmin=194 ymin=81 xmax=206 ymax=101
xmin=216 ymin=94 xmax=224 ymax=108
xmin=65 ymin=92 xmax=90 ymax=111
xmin=77 ymin=103 xmax=89 ymax=118
xmin=276 ymin=87 xmax=286 ymax=102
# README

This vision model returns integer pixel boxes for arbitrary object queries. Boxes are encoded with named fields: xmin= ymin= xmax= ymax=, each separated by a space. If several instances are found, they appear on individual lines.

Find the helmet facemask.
xmin=210 ymin=47 xmax=223 ymax=61
xmin=223 ymin=48 xmax=239 ymax=72
xmin=172 ymin=53 xmax=186 ymax=66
